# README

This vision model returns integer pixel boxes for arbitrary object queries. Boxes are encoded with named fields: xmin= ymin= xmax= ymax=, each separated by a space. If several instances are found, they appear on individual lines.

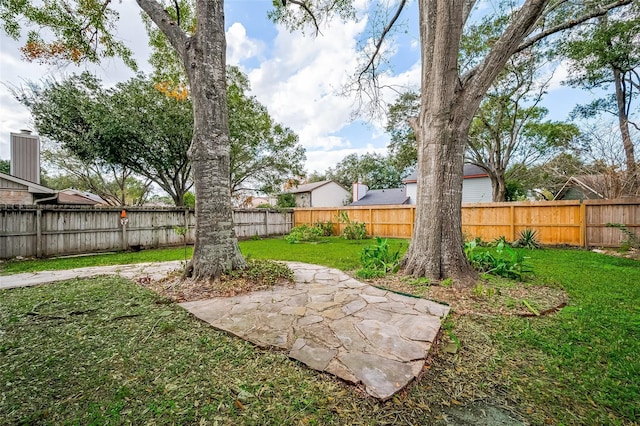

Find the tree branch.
xmin=136 ymin=0 xmax=188 ymax=58
xmin=462 ymin=0 xmax=478 ymax=25
xmin=358 ymin=0 xmax=408 ymax=82
xmin=516 ymin=0 xmax=633 ymax=53
xmin=463 ymin=0 xmax=549 ymax=100
xmin=288 ymin=0 xmax=321 ymax=34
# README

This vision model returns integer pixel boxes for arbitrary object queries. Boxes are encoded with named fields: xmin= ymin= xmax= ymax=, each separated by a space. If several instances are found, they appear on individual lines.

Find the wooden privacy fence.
xmin=0 ymin=205 xmax=293 ymax=259
xmin=293 ymin=198 xmax=640 ymax=248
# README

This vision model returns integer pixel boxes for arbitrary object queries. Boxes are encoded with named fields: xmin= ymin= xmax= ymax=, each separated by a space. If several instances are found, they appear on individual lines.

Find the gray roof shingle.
xmin=350 ymin=188 xmax=409 ymax=206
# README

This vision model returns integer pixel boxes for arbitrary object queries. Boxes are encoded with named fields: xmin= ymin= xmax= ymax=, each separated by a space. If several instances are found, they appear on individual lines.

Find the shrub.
xmin=513 ymin=228 xmax=541 ymax=249
xmin=490 ymin=235 xmax=509 ymax=247
xmin=464 ymin=240 xmax=532 ymax=280
xmin=276 ymin=193 xmax=296 ymax=208
xmin=314 ymin=220 xmax=334 ymax=236
xmin=285 ymin=224 xmax=323 ymax=243
xmin=360 ymin=237 xmax=400 ymax=273
xmin=337 ymin=211 xmax=367 ymax=240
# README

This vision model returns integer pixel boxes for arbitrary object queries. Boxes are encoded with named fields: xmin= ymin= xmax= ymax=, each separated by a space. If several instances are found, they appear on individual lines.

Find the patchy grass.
xmin=1 ymin=240 xmax=639 ymax=424
xmin=0 ymin=247 xmax=194 ymax=275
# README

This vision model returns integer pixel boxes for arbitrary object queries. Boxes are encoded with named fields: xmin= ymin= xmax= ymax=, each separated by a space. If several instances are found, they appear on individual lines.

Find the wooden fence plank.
xmin=293 ymin=198 xmax=640 ymax=248
xmin=0 ymin=205 xmax=293 ymax=259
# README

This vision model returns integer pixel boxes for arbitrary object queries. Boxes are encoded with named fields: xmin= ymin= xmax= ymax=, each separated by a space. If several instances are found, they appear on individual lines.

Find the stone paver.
xmin=181 ymin=261 xmax=450 ymax=400
xmin=0 ymin=259 xmax=450 ymax=400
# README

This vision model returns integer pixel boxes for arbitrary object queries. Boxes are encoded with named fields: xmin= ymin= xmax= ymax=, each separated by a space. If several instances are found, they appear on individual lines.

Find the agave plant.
xmin=515 ymin=228 xmax=541 ymax=249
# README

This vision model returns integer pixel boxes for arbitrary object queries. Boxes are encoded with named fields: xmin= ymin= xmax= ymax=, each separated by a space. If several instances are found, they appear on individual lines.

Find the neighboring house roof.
xmin=350 ymin=188 xmax=409 ymax=206
xmin=58 ymin=189 xmax=108 ymax=205
xmin=402 ymin=164 xmax=489 ymax=183
xmin=286 ymin=180 xmax=343 ymax=194
xmin=554 ymin=175 xmax=605 ymax=200
xmin=0 ymin=172 xmax=55 ymax=194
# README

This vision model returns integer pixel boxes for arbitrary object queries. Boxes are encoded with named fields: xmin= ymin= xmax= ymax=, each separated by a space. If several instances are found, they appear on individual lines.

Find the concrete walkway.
xmin=0 ymin=261 xmax=184 ymax=290
xmin=0 ymin=260 xmax=450 ymax=400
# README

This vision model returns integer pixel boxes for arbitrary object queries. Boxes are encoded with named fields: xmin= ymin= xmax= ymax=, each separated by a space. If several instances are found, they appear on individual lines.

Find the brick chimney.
xmin=10 ymin=130 xmax=40 ymax=183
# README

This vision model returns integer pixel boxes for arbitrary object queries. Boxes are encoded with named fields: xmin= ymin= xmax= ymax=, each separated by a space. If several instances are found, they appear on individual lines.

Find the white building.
xmin=285 ymin=180 xmax=351 ymax=207
xmin=351 ymin=164 xmax=493 ymax=205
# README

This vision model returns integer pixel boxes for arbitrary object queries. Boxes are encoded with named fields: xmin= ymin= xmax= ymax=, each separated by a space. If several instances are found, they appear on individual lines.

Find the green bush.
xmin=337 ymin=211 xmax=367 ymax=240
xmin=490 ymin=235 xmax=509 ymax=247
xmin=360 ymin=237 xmax=400 ymax=273
xmin=513 ymin=228 xmax=541 ymax=249
xmin=314 ymin=220 xmax=334 ymax=237
xmin=355 ymin=237 xmax=400 ymax=278
xmin=285 ymin=224 xmax=323 ymax=243
xmin=276 ymin=193 xmax=296 ymax=208
xmin=464 ymin=240 xmax=532 ymax=280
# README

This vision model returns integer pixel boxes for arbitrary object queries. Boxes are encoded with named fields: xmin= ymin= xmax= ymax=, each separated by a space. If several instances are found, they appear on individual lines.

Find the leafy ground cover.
xmin=1 ymin=239 xmax=639 ymax=424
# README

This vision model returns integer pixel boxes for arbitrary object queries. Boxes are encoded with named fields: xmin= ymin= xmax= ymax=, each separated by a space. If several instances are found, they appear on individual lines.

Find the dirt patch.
xmin=368 ymin=275 xmax=568 ymax=317
xmin=138 ymin=270 xmax=293 ymax=303
xmin=439 ymin=401 xmax=526 ymax=425
xmin=592 ymin=247 xmax=639 ymax=260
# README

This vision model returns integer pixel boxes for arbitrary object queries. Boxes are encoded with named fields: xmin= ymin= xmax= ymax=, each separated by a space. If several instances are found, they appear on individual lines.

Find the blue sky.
xmin=0 ymin=0 xmax=592 ymax=175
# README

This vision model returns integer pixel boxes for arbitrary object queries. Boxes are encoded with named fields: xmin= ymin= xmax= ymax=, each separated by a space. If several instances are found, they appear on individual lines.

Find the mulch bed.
xmin=139 ymin=266 xmax=567 ymax=318
xmin=138 ymin=271 xmax=293 ymax=303
xmin=368 ymin=275 xmax=568 ymax=317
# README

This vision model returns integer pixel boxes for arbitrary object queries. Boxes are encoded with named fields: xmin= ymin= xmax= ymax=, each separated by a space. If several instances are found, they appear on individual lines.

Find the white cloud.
xmin=545 ymin=60 xmax=570 ymax=92
xmin=245 ymin=20 xmax=368 ymax=153
xmin=226 ymin=23 xmax=266 ymax=65
xmin=305 ymin=145 xmax=388 ymax=173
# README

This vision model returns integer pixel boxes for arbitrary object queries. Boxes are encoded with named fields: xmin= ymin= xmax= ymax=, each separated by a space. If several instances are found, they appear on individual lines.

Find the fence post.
xmin=264 ymin=210 xmax=270 ymax=236
xmin=580 ymin=202 xmax=587 ymax=248
xmin=509 ymin=205 xmax=516 ymax=242
xmin=36 ymin=207 xmax=42 ymax=258
xmin=120 ymin=209 xmax=128 ymax=251
xmin=411 ymin=207 xmax=415 ymax=238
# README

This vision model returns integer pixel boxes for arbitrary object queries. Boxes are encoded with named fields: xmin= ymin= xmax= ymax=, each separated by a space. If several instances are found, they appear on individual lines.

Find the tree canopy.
xmin=561 ymin=2 xmax=640 ymax=189
xmin=325 ymin=153 xmax=404 ymax=190
xmin=0 ymin=159 xmax=9 ymax=174
xmin=15 ymin=68 xmax=305 ymax=206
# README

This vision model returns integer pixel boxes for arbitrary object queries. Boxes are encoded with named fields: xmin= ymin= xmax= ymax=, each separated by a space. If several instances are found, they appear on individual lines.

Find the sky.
xmin=0 ymin=0 xmax=590 ymax=176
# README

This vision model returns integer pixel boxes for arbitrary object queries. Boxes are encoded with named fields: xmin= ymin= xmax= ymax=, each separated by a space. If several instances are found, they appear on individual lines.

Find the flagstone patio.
xmin=181 ymin=262 xmax=450 ymax=400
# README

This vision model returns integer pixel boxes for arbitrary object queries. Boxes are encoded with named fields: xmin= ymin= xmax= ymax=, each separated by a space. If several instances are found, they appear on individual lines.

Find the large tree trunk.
xmin=401 ymin=0 xmax=477 ymax=286
xmin=182 ymin=0 xmax=246 ymax=280
xmin=402 ymin=0 xmax=550 ymax=287
xmin=137 ymin=0 xmax=246 ymax=279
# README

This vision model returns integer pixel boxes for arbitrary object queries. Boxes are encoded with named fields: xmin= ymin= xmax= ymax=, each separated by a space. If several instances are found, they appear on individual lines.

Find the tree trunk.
xmin=401 ymin=0 xmax=477 ymax=287
xmin=614 ymin=68 xmax=639 ymax=192
xmin=490 ymin=172 xmax=507 ymax=202
xmin=181 ymin=0 xmax=246 ymax=279
xmin=401 ymin=0 xmax=549 ymax=287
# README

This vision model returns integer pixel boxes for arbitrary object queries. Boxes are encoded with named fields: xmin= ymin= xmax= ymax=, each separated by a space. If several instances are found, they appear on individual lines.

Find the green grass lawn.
xmin=0 ymin=237 xmax=409 ymax=274
xmin=1 ymin=239 xmax=639 ymax=424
